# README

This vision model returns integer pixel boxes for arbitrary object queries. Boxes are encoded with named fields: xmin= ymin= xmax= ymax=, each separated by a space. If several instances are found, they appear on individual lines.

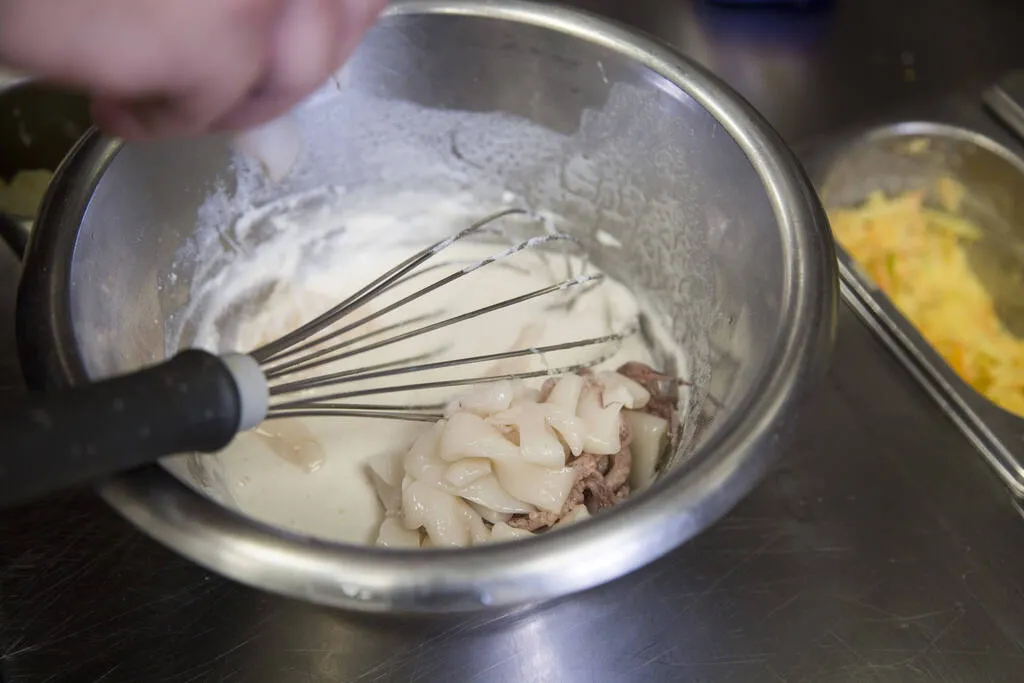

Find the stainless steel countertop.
xmin=4 ymin=0 xmax=1024 ymax=681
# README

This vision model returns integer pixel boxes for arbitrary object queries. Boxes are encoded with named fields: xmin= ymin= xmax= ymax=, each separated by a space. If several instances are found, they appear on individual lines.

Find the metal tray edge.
xmin=838 ymin=267 xmax=1024 ymax=496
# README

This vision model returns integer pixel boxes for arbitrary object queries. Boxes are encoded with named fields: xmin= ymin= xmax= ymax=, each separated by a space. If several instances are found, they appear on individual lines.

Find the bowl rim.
xmin=16 ymin=0 xmax=837 ymax=612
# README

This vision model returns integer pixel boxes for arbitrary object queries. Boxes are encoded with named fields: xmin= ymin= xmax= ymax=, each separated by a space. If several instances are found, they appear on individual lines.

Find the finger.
xmin=90 ymin=97 xmax=147 ymax=140
xmin=213 ymin=0 xmax=339 ymax=132
xmin=208 ymin=79 xmax=301 ymax=135
xmin=212 ymin=0 xmax=387 ymax=132
xmin=74 ymin=0 xmax=288 ymax=139
xmin=89 ymin=54 xmax=271 ymax=139
xmin=4 ymin=0 xmax=283 ymax=122
xmin=91 ymin=85 xmax=255 ymax=140
xmin=90 ymin=91 xmax=206 ymax=141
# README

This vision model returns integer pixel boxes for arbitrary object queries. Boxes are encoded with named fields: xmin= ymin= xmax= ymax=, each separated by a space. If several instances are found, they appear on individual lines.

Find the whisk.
xmin=1 ymin=208 xmax=636 ymax=507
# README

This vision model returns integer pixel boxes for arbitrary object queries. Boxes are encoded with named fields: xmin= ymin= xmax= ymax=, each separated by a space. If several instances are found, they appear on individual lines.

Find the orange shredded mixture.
xmin=829 ymin=181 xmax=1024 ymax=417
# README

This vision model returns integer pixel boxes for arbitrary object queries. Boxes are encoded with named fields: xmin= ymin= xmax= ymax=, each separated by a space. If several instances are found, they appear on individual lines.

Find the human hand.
xmin=0 ymin=0 xmax=387 ymax=140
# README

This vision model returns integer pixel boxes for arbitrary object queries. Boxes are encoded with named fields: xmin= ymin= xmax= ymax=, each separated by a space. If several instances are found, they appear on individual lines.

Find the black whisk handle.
xmin=0 ymin=350 xmax=268 ymax=507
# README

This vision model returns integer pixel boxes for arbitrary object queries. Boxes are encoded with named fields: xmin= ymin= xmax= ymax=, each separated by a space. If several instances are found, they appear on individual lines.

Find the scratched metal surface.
xmin=5 ymin=0 xmax=1024 ymax=681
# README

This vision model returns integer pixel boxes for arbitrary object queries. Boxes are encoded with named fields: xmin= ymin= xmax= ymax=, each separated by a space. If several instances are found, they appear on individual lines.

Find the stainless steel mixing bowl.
xmin=15 ymin=0 xmax=837 ymax=612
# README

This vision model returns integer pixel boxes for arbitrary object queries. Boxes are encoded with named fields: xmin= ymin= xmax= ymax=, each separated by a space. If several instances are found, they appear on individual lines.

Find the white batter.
xmin=166 ymin=188 xmax=686 ymax=545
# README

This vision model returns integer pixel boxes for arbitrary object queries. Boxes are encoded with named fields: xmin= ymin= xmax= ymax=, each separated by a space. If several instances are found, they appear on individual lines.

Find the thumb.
xmin=212 ymin=0 xmax=387 ymax=133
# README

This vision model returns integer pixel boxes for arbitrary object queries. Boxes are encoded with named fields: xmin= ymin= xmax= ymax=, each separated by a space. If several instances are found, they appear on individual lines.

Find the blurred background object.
xmin=0 ymin=80 xmax=90 ymax=393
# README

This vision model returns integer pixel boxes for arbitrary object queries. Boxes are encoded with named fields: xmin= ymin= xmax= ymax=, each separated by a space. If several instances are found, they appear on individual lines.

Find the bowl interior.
xmin=65 ymin=11 xmax=785 ymax=541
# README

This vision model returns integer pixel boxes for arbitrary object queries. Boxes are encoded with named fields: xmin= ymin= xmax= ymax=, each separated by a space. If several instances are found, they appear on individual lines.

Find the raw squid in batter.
xmin=368 ymin=362 xmax=679 ymax=548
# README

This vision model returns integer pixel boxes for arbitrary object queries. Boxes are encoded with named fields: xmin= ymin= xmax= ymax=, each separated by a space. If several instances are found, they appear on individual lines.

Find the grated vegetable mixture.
xmin=829 ymin=181 xmax=1024 ymax=418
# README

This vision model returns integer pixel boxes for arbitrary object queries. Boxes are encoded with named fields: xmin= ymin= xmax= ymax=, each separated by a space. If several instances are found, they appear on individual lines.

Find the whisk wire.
xmin=268 ymin=359 xmax=616 ymax=413
xmin=264 ymin=272 xmax=604 ymax=380
xmin=252 ymin=208 xmax=641 ymax=424
xmin=268 ymin=329 xmax=632 ymax=396
xmin=261 ymin=231 xmax=584 ymax=376
xmin=266 ymin=411 xmax=442 ymax=421
xmin=251 ymin=207 xmax=527 ymax=363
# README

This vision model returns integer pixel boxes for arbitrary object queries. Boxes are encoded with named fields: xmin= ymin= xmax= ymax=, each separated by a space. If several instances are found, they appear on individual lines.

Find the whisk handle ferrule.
xmin=0 ymin=350 xmax=264 ymax=507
